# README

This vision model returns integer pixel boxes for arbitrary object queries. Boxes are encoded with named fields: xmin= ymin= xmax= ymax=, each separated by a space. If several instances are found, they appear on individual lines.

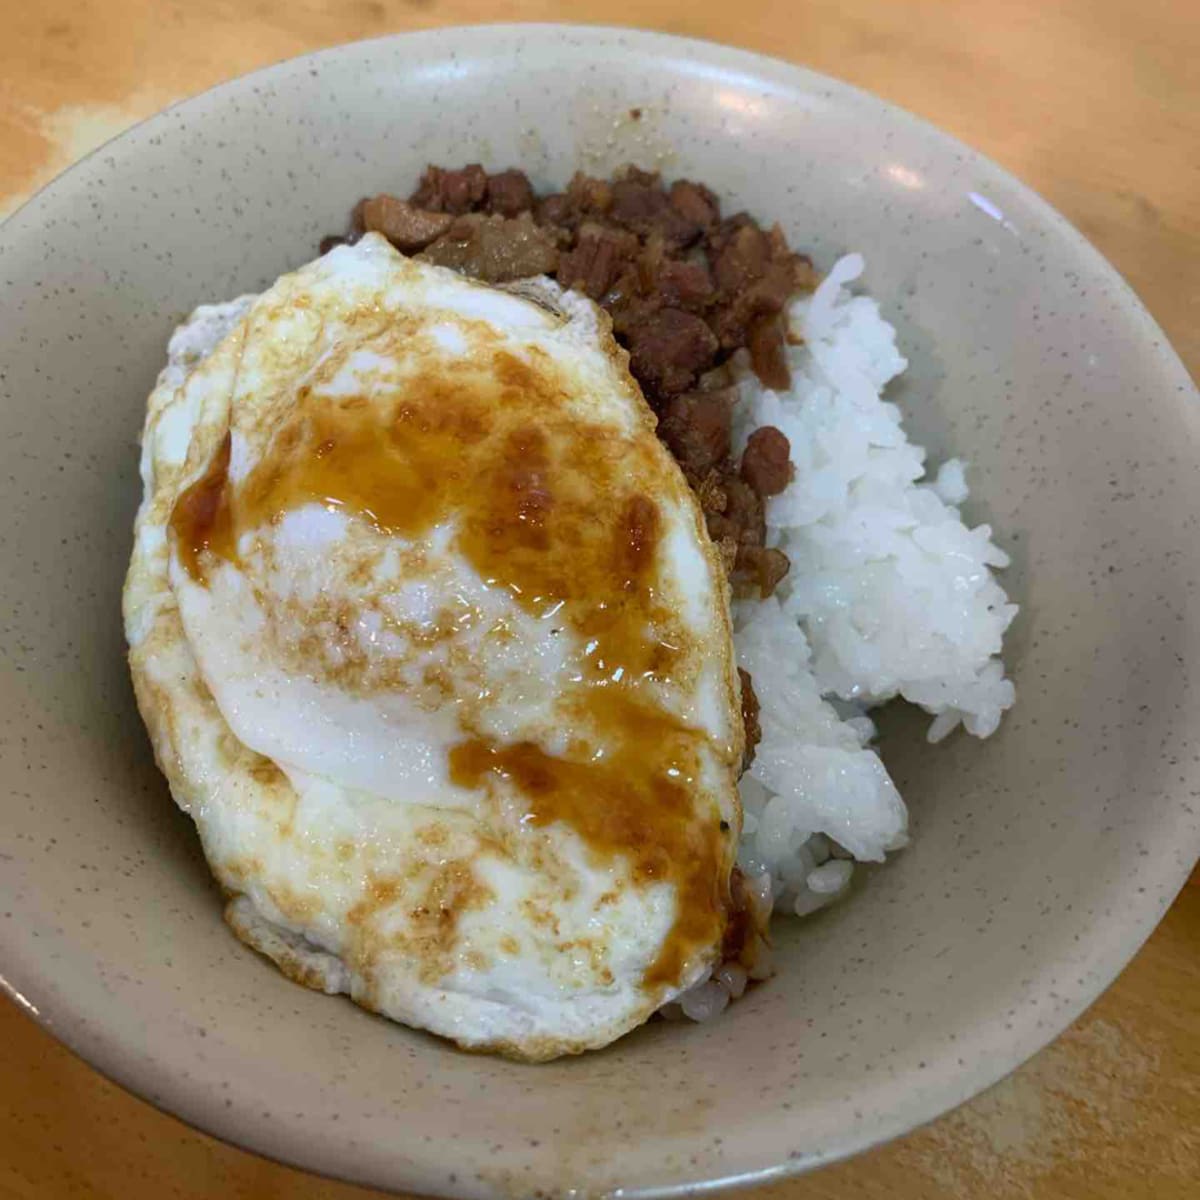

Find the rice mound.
xmin=728 ymin=253 xmax=1016 ymax=940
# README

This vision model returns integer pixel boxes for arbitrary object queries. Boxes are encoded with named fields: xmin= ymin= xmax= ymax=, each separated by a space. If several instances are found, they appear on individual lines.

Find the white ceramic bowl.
xmin=0 ymin=25 xmax=1196 ymax=1199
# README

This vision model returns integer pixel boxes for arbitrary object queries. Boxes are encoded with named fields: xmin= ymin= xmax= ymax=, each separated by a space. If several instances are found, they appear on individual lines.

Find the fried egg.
xmin=123 ymin=233 xmax=744 ymax=1059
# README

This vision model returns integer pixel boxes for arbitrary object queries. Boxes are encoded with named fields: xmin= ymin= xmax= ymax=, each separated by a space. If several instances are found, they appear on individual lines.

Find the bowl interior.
xmin=0 ymin=25 xmax=1197 ymax=1199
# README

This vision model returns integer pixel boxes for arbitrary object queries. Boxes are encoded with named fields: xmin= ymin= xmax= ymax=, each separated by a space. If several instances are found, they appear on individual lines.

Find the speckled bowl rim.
xmin=1 ymin=23 xmax=1197 ymax=1199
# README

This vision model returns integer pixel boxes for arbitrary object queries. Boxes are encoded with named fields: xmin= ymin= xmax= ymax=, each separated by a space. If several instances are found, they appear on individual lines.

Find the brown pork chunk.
xmin=354 ymin=196 xmax=455 ymax=253
xmin=567 ymin=172 xmax=614 ymax=216
xmin=737 ymin=668 xmax=762 ymax=773
xmin=741 ymin=426 xmax=794 ymax=497
xmin=656 ymin=390 xmax=734 ymax=480
xmin=705 ymin=474 xmax=764 ymax=557
xmin=536 ymin=192 xmax=573 ymax=228
xmin=417 ymin=213 xmax=559 ymax=282
xmin=609 ymin=172 xmax=702 ymax=249
xmin=410 ymin=164 xmax=488 ymax=214
xmin=734 ymin=545 xmax=791 ymax=599
xmin=711 ymin=217 xmax=772 ymax=293
xmin=704 ymin=473 xmax=791 ymax=598
xmin=626 ymin=308 xmax=718 ymax=399
xmin=485 ymin=169 xmax=535 ymax=217
xmin=634 ymin=234 xmax=715 ymax=312
xmin=652 ymin=256 xmax=715 ymax=311
xmin=707 ymin=217 xmax=817 ymax=361
xmin=531 ymin=172 xmax=613 ymax=235
xmin=708 ymin=259 xmax=807 ymax=351
xmin=747 ymin=313 xmax=792 ymax=391
xmin=720 ymin=474 xmax=763 ymax=537
xmin=669 ymin=179 xmax=721 ymax=233
xmin=556 ymin=223 xmax=639 ymax=299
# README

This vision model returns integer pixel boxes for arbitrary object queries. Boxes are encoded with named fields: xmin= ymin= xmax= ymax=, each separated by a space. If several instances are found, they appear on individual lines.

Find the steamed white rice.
xmin=672 ymin=254 xmax=1016 ymax=1016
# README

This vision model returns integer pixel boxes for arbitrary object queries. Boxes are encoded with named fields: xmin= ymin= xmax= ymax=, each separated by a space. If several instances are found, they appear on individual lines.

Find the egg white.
xmin=124 ymin=235 xmax=742 ymax=1059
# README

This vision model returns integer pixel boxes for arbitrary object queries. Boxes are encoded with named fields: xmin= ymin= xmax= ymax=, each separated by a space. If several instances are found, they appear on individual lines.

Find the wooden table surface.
xmin=2 ymin=2 xmax=1197 ymax=1197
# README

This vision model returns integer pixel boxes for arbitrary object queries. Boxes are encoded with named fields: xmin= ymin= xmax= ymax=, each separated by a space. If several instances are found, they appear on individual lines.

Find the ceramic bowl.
xmin=0 ymin=25 xmax=1196 ymax=1199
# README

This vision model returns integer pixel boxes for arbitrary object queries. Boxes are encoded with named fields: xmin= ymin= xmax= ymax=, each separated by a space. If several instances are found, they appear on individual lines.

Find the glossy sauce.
xmin=170 ymin=347 xmax=731 ymax=994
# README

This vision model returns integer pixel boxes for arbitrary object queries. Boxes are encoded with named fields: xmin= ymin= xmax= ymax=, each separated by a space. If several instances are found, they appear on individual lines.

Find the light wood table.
xmin=2 ymin=3 xmax=1197 ymax=1197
